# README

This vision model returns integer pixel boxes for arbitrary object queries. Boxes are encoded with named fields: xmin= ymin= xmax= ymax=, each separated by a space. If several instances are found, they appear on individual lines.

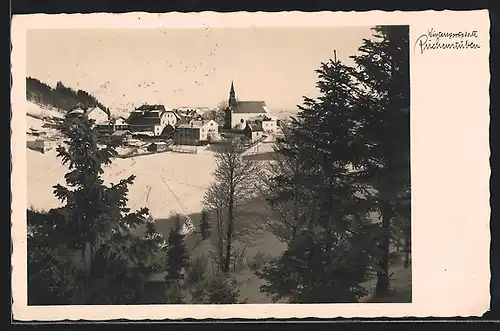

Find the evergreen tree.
xmin=257 ymin=59 xmax=378 ymax=303
xmin=27 ymin=116 xmax=165 ymax=304
xmin=165 ymin=214 xmax=190 ymax=282
xmin=199 ymin=209 xmax=211 ymax=241
xmin=188 ymin=273 xmax=241 ymax=304
xmin=205 ymin=276 xmax=240 ymax=304
xmin=261 ymin=123 xmax=309 ymax=243
xmin=26 ymin=77 xmax=108 ymax=113
xmin=350 ymin=25 xmax=410 ymax=297
xmin=27 ymin=208 xmax=81 ymax=305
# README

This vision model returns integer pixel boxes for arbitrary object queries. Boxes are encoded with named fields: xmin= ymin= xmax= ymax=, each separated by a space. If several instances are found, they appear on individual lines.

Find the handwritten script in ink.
xmin=414 ymin=29 xmax=480 ymax=54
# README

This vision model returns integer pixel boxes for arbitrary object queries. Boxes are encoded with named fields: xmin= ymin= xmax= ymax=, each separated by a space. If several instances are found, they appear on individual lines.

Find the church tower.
xmin=228 ymin=80 xmax=237 ymax=109
xmin=225 ymin=81 xmax=237 ymax=129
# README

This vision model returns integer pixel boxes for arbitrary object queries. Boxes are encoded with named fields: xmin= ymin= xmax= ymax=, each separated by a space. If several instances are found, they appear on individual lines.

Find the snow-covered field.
xmin=27 ymin=147 xmax=217 ymax=218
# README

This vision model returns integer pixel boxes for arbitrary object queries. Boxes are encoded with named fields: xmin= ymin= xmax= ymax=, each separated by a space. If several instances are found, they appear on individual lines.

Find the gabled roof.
xmin=165 ymin=110 xmax=182 ymax=121
xmin=232 ymin=101 xmax=267 ymax=114
xmin=247 ymin=122 xmax=264 ymax=132
xmin=160 ymin=124 xmax=175 ymax=136
xmin=67 ymin=108 xmax=85 ymax=116
xmin=128 ymin=116 xmax=161 ymax=126
xmin=87 ymin=105 xmax=107 ymax=114
xmin=127 ymin=107 xmax=169 ymax=126
xmin=136 ymin=104 xmax=166 ymax=111
xmin=67 ymin=104 xmax=108 ymax=118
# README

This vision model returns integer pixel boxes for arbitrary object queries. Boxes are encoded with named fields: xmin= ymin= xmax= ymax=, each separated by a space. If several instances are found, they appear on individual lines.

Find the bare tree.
xmin=202 ymin=139 xmax=261 ymax=274
xmin=203 ymin=100 xmax=228 ymax=123
xmin=203 ymin=181 xmax=227 ymax=270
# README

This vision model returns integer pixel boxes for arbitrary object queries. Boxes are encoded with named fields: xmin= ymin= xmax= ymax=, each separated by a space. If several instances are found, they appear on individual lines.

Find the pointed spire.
xmin=230 ymin=80 xmax=235 ymax=94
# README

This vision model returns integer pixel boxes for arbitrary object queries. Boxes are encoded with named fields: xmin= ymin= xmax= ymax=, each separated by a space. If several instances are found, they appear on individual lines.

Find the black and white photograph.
xmin=23 ymin=23 xmax=411 ymax=306
xmin=11 ymin=11 xmax=490 ymax=320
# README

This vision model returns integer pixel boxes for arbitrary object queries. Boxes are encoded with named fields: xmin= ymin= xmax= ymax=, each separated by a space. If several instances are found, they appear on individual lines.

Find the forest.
xmin=26 ymin=77 xmax=108 ymax=113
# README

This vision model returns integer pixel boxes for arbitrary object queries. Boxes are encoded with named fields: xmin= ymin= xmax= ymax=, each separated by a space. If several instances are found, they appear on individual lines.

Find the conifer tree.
xmin=261 ymin=123 xmax=309 ymax=243
xmin=350 ymin=25 xmax=410 ymax=297
xmin=205 ymin=276 xmax=240 ymax=304
xmin=199 ymin=209 xmax=211 ymax=241
xmin=165 ymin=214 xmax=190 ymax=282
xmin=27 ymin=115 xmax=165 ymax=304
xmin=257 ymin=59 xmax=378 ymax=303
xmin=26 ymin=77 xmax=107 ymax=113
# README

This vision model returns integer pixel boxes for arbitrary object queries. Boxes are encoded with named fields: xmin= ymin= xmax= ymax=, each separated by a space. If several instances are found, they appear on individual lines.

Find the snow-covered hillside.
xmin=27 ymin=147 xmax=217 ymax=219
xmin=25 ymin=100 xmax=64 ymax=119
xmin=25 ymin=101 xmax=65 ymax=143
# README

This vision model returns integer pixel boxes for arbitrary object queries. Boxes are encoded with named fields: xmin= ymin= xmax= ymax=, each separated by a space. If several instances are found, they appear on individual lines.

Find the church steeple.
xmin=229 ymin=80 xmax=237 ymax=108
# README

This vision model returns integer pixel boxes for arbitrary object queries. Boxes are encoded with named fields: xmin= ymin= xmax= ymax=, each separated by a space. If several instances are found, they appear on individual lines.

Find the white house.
xmin=66 ymin=105 xmax=109 ymax=125
xmin=243 ymin=122 xmax=264 ymax=143
xmin=164 ymin=110 xmax=181 ymax=126
xmin=247 ymin=114 xmax=279 ymax=133
xmin=174 ymin=119 xmax=219 ymax=145
xmin=86 ymin=106 xmax=110 ymax=124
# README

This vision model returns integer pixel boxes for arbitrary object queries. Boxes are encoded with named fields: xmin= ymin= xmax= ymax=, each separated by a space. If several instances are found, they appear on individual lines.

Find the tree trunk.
xmin=83 ymin=241 xmax=93 ymax=277
xmin=292 ymin=160 xmax=300 ymax=239
xmin=216 ymin=208 xmax=224 ymax=269
xmin=375 ymin=203 xmax=391 ymax=298
xmin=224 ymin=193 xmax=234 ymax=274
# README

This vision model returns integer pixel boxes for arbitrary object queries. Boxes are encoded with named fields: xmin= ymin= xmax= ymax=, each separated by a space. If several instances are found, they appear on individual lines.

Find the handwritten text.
xmin=414 ymin=28 xmax=480 ymax=54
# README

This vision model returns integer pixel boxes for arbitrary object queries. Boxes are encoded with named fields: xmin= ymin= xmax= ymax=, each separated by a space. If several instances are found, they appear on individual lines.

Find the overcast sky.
xmin=27 ymin=27 xmax=374 ymax=111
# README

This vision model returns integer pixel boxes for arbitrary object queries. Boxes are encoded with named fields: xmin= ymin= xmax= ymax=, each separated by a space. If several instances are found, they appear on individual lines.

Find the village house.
xmin=127 ymin=104 xmax=179 ymax=136
xmin=95 ymin=116 xmax=130 ymax=136
xmin=66 ymin=106 xmax=85 ymax=118
xmin=224 ymin=81 xmax=274 ymax=130
xmin=174 ymin=119 xmax=219 ymax=145
xmin=66 ymin=105 xmax=110 ymax=124
xmin=247 ymin=114 xmax=279 ymax=133
xmin=26 ymin=139 xmax=54 ymax=154
xmin=147 ymin=141 xmax=169 ymax=152
xmin=87 ymin=106 xmax=110 ymax=124
xmin=243 ymin=122 xmax=264 ymax=143
xmin=112 ymin=117 xmax=130 ymax=131
xmin=110 ymin=130 xmax=133 ymax=144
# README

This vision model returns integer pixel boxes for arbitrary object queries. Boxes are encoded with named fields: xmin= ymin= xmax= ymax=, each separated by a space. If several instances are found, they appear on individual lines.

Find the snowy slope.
xmin=25 ymin=100 xmax=64 ymax=119
xmin=27 ymin=148 xmax=217 ymax=219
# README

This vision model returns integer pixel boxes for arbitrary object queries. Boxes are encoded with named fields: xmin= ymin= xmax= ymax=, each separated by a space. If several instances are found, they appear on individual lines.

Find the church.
xmin=224 ymin=81 xmax=271 ymax=130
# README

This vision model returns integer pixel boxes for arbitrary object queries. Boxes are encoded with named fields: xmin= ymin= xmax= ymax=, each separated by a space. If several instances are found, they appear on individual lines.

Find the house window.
xmin=202 ymin=129 xmax=204 ymax=132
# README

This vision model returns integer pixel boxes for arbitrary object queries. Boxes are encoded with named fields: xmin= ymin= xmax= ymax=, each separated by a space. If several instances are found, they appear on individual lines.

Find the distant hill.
xmin=26 ymin=77 xmax=109 ymax=115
